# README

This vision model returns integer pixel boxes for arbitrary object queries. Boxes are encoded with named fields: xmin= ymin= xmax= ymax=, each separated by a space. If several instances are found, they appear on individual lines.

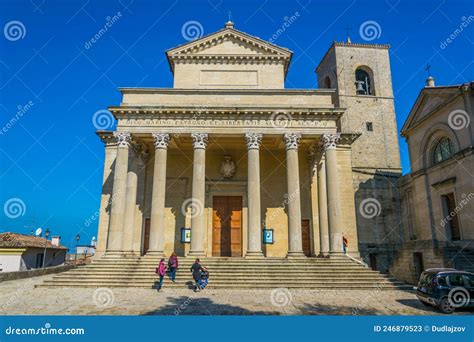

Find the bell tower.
xmin=316 ymin=41 xmax=402 ymax=271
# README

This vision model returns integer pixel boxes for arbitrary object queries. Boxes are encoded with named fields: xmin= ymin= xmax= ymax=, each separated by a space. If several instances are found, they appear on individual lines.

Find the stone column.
xmin=318 ymin=151 xmax=330 ymax=256
xmin=148 ymin=133 xmax=170 ymax=256
xmin=283 ymin=133 xmax=304 ymax=257
xmin=132 ymin=149 xmax=147 ymax=254
xmin=323 ymin=134 xmax=343 ymax=254
xmin=245 ymin=133 xmax=263 ymax=257
xmin=121 ymin=145 xmax=139 ymax=253
xmin=308 ymin=146 xmax=320 ymax=256
xmin=189 ymin=133 xmax=208 ymax=256
xmin=107 ymin=132 xmax=131 ymax=253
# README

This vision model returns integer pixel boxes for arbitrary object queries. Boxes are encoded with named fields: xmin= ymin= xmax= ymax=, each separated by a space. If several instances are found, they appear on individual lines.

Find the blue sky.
xmin=0 ymin=0 xmax=473 ymax=249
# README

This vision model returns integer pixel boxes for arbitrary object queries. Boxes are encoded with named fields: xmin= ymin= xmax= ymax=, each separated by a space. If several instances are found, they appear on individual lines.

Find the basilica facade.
xmin=95 ymin=22 xmax=402 ymax=263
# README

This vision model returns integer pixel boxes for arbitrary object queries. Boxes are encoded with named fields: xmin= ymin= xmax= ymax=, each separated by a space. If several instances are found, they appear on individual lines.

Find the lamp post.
xmin=74 ymin=233 xmax=80 ymax=265
xmin=42 ymin=228 xmax=50 ymax=269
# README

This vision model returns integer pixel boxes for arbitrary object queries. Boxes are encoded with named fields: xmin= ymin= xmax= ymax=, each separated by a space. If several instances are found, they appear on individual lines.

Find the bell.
xmin=356 ymin=81 xmax=365 ymax=93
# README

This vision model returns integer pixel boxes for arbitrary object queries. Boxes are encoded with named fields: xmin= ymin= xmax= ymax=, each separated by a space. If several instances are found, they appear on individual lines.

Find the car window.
xmin=447 ymin=274 xmax=465 ymax=287
xmin=463 ymin=275 xmax=474 ymax=288
xmin=437 ymin=276 xmax=447 ymax=286
xmin=419 ymin=273 xmax=434 ymax=285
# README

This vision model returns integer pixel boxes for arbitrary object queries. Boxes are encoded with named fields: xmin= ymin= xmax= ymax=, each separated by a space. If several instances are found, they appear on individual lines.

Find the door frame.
xmin=206 ymin=181 xmax=248 ymax=257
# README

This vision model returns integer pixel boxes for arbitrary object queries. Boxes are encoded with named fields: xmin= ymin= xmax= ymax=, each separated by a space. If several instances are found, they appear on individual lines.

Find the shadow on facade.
xmin=354 ymin=169 xmax=403 ymax=273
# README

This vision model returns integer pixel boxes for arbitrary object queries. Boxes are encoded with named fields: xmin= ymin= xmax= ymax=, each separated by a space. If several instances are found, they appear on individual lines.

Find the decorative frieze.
xmin=119 ymin=117 xmax=334 ymax=129
xmin=283 ymin=133 xmax=301 ymax=150
xmin=191 ymin=133 xmax=208 ymax=149
xmin=114 ymin=132 xmax=131 ymax=148
xmin=245 ymin=133 xmax=263 ymax=150
xmin=152 ymin=133 xmax=171 ymax=150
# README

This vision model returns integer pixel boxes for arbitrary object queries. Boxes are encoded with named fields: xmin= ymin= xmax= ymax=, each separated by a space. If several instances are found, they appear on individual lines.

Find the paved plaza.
xmin=0 ymin=275 xmax=472 ymax=316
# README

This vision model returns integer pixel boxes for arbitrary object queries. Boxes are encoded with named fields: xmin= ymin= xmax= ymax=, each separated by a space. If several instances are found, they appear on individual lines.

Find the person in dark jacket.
xmin=190 ymin=258 xmax=207 ymax=291
xmin=168 ymin=252 xmax=179 ymax=282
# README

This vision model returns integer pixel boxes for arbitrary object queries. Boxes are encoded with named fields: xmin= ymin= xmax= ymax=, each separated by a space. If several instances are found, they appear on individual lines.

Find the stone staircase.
xmin=37 ymin=255 xmax=411 ymax=290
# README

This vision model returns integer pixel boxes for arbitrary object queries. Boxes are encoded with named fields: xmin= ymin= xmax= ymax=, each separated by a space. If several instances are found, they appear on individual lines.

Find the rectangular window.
xmin=366 ymin=122 xmax=373 ymax=131
xmin=405 ymin=189 xmax=416 ymax=240
xmin=441 ymin=193 xmax=461 ymax=240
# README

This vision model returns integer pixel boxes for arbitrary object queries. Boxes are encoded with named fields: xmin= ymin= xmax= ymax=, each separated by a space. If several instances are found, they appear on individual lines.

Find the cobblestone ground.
xmin=0 ymin=275 xmax=472 ymax=316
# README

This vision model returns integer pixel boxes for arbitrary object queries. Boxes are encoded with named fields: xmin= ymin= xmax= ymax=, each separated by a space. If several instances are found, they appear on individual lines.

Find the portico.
xmin=95 ymin=22 xmax=360 ymax=258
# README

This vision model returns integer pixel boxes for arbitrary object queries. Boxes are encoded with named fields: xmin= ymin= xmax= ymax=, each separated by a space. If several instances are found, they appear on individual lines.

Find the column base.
xmin=245 ymin=251 xmax=264 ymax=258
xmin=317 ymin=253 xmax=331 ymax=258
xmin=144 ymin=251 xmax=165 ymax=257
xmin=286 ymin=251 xmax=306 ymax=258
xmin=188 ymin=251 xmax=206 ymax=257
xmin=104 ymin=251 xmax=129 ymax=258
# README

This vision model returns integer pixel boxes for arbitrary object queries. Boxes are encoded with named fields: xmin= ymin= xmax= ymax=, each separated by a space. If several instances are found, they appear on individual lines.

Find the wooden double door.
xmin=212 ymin=196 xmax=243 ymax=257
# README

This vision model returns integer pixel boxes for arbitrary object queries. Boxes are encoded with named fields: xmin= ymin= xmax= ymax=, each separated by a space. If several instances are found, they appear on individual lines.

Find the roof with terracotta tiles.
xmin=0 ymin=232 xmax=68 ymax=250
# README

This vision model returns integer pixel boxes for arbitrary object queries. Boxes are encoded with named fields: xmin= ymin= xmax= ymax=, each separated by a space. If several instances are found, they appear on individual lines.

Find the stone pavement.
xmin=0 ymin=275 xmax=471 ymax=316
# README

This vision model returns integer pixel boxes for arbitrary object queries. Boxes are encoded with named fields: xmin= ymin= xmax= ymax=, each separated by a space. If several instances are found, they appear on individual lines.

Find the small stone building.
xmin=391 ymin=79 xmax=474 ymax=284
xmin=0 ymin=232 xmax=68 ymax=272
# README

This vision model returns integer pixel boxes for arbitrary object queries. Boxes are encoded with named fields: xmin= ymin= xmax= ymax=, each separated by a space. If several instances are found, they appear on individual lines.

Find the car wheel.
xmin=439 ymin=298 xmax=454 ymax=314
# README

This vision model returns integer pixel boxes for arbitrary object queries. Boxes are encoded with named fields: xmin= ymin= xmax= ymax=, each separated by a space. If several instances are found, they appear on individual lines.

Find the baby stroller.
xmin=198 ymin=270 xmax=209 ymax=290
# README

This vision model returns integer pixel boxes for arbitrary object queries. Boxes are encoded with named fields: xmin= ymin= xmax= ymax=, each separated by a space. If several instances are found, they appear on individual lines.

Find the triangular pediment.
xmin=167 ymin=26 xmax=292 ymax=57
xmin=401 ymin=87 xmax=460 ymax=136
xmin=166 ymin=24 xmax=293 ymax=76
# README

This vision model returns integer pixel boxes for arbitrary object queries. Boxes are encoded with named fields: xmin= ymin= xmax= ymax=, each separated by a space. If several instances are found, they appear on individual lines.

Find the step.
xmin=37 ymin=282 xmax=411 ymax=290
xmin=50 ymin=275 xmax=395 ymax=282
xmin=58 ymin=270 xmax=385 ymax=277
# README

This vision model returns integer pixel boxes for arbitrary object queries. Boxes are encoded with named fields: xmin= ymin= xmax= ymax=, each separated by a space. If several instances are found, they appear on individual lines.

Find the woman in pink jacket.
xmin=156 ymin=258 xmax=167 ymax=291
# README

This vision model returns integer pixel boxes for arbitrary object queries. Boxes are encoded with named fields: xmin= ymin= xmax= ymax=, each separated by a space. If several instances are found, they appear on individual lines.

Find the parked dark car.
xmin=416 ymin=268 xmax=474 ymax=313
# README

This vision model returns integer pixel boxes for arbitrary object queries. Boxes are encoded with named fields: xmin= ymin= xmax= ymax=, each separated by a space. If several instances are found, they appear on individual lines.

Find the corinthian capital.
xmin=245 ymin=133 xmax=263 ymax=150
xmin=114 ymin=132 xmax=131 ymax=148
xmin=152 ymin=133 xmax=170 ymax=150
xmin=322 ymin=134 xmax=340 ymax=150
xmin=191 ymin=133 xmax=208 ymax=149
xmin=283 ymin=133 xmax=301 ymax=150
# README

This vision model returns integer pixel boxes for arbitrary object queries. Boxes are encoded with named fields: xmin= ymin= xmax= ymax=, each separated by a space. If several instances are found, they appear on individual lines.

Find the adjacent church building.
xmin=94 ymin=21 xmax=472 ymax=281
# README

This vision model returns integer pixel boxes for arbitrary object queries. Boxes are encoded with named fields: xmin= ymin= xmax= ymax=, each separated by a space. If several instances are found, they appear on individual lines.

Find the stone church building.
xmin=95 ymin=22 xmax=403 ymax=266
